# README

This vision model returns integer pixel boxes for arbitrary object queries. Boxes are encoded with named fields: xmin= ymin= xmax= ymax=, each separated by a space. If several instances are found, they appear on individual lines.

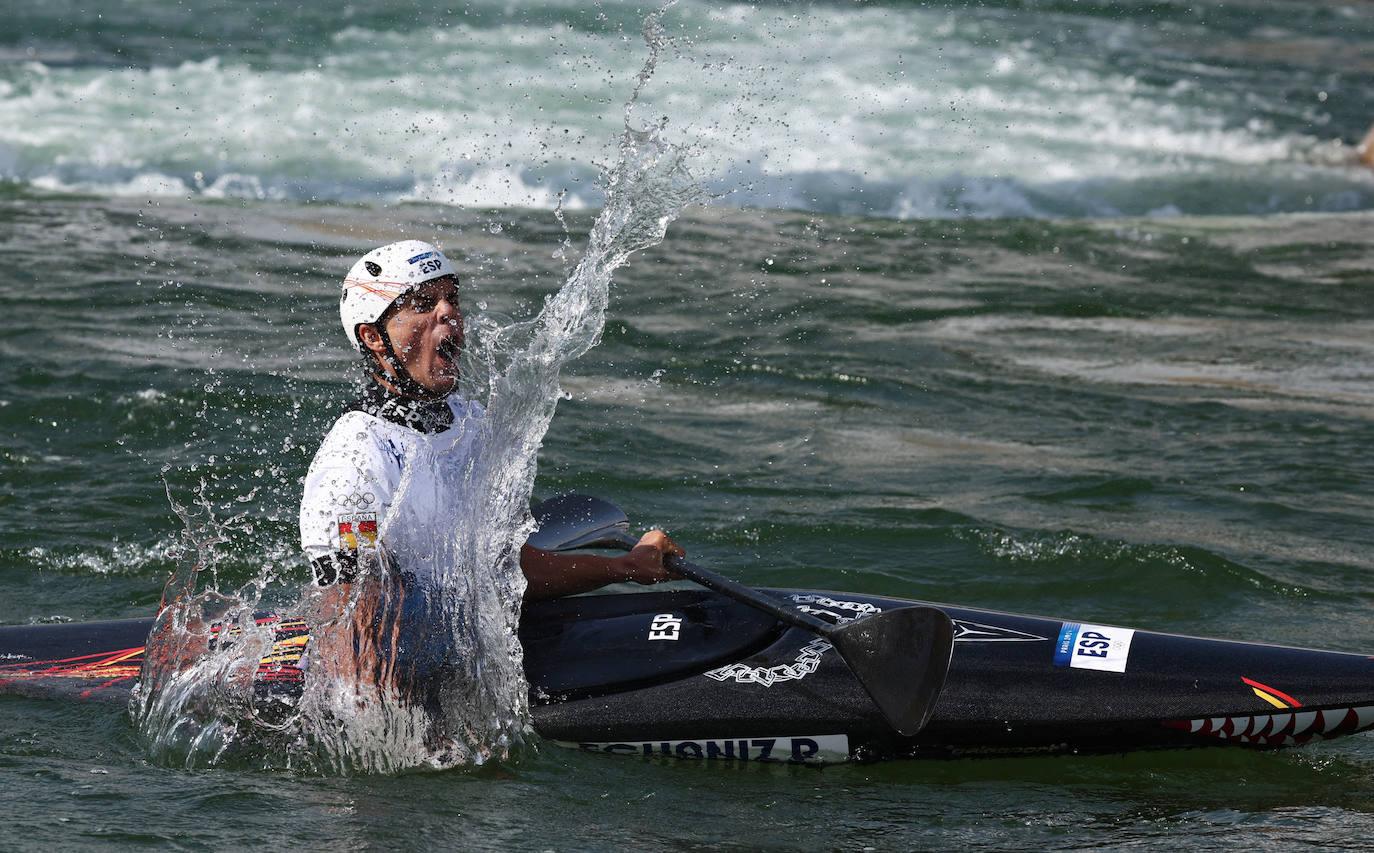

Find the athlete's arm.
xmin=519 ymin=529 xmax=683 ymax=600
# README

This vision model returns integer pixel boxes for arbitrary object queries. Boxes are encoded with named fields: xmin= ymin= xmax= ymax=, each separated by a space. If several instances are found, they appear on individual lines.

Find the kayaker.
xmin=300 ymin=239 xmax=683 ymax=598
xmin=141 ymin=239 xmax=681 ymax=730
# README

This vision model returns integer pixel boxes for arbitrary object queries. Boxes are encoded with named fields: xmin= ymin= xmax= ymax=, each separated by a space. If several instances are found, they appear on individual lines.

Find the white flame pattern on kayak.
xmin=704 ymin=637 xmax=833 ymax=687
xmin=790 ymin=595 xmax=881 ymax=623
xmin=1166 ymin=705 xmax=1374 ymax=746
xmin=703 ymin=595 xmax=876 ymax=687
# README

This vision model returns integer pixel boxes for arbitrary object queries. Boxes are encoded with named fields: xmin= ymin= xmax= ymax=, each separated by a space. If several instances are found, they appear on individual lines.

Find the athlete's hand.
xmin=618 ymin=529 xmax=685 ymax=585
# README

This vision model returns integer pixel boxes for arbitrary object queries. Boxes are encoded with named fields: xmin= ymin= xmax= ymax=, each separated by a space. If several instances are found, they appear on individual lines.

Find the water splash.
xmin=133 ymin=4 xmax=703 ymax=773
xmin=131 ymin=479 xmax=278 ymax=768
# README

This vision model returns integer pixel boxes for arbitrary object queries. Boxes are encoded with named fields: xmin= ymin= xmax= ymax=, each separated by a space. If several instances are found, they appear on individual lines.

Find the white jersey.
xmin=299 ymin=382 xmax=484 ymax=584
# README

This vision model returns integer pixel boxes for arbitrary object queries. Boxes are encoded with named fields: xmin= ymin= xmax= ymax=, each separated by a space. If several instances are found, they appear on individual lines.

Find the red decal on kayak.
xmin=1162 ymin=703 xmax=1374 ymax=747
xmin=0 ymin=646 xmax=144 ymax=682
xmin=1241 ymin=676 xmax=1301 ymax=709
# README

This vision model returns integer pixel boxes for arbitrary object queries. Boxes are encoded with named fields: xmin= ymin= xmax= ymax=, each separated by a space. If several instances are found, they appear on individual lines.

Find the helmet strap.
xmin=369 ymin=322 xmax=443 ymax=401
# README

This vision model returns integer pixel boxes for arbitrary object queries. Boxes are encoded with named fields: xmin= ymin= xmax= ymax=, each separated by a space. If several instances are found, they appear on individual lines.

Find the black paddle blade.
xmin=527 ymin=494 xmax=633 ymax=552
xmin=830 ymin=605 xmax=955 ymax=737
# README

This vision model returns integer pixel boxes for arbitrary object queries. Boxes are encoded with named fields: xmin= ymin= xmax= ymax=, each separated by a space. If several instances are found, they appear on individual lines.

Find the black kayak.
xmin=2 ymin=587 xmax=1372 ymax=763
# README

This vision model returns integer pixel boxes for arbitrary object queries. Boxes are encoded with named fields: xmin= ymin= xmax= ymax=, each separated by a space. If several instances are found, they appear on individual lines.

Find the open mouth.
xmin=436 ymin=336 xmax=460 ymax=364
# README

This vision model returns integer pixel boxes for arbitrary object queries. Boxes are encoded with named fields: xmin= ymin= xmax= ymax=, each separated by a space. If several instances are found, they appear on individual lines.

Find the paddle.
xmin=527 ymin=493 xmax=638 ymax=552
xmin=528 ymin=494 xmax=956 ymax=737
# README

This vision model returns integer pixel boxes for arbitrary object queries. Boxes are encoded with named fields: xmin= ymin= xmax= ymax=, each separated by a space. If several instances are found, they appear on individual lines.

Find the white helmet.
xmin=340 ymin=240 xmax=458 ymax=352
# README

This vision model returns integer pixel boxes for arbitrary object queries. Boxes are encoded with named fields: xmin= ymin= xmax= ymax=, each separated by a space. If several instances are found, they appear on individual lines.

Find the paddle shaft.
xmin=665 ymin=555 xmax=840 ymax=639
xmin=605 ymin=528 xmax=838 ymax=639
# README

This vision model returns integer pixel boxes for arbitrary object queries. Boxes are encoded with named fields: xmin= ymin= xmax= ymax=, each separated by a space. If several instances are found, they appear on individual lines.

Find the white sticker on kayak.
xmin=647 ymin=613 xmax=682 ymax=641
xmin=1054 ymin=622 xmax=1135 ymax=673
xmin=556 ymin=734 xmax=850 ymax=764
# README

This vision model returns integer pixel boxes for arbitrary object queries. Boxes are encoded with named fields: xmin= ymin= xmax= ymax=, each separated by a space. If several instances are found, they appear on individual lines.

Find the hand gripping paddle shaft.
xmin=529 ymin=494 xmax=956 ymax=737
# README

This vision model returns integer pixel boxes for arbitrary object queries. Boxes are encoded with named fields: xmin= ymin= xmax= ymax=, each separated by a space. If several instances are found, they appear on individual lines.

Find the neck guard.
xmin=350 ymin=377 xmax=454 ymax=435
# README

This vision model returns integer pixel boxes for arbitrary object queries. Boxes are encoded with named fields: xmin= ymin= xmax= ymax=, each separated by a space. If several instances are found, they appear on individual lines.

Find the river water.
xmin=3 ymin=0 xmax=1374 ymax=849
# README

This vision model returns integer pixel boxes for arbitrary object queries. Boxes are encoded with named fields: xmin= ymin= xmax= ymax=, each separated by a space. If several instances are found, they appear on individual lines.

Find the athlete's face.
xmin=379 ymin=276 xmax=464 ymax=395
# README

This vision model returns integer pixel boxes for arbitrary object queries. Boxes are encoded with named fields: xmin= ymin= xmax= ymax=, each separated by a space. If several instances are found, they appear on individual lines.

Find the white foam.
xmin=406 ymin=166 xmax=591 ymax=211
xmin=1 ymin=1 xmax=1368 ymax=218
xmin=31 ymin=171 xmax=189 ymax=198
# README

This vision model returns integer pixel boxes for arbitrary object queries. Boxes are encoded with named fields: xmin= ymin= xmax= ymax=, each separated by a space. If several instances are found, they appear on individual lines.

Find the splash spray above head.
xmin=341 ymin=240 xmax=465 ymax=399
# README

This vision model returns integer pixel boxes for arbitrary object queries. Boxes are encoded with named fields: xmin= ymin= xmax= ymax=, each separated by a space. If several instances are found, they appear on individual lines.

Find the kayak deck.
xmin=2 ymin=589 xmax=1372 ymax=762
